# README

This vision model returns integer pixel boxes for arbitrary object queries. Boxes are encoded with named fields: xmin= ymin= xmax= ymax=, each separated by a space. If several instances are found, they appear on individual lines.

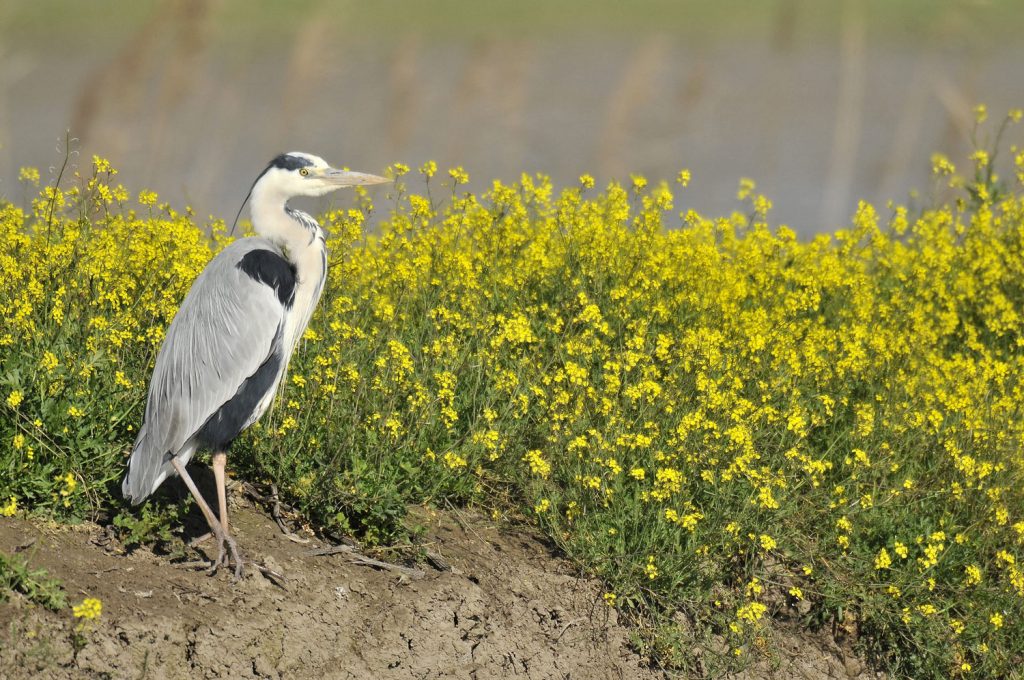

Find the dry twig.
xmin=307 ymin=543 xmax=426 ymax=579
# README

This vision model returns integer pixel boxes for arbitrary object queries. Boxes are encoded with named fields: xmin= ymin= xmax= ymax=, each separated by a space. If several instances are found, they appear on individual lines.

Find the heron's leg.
xmin=170 ymin=458 xmax=243 ymax=578
xmin=212 ymin=451 xmax=229 ymax=536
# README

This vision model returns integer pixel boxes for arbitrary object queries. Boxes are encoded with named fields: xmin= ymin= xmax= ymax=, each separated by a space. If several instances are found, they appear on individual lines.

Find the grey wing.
xmin=122 ymin=239 xmax=286 ymax=503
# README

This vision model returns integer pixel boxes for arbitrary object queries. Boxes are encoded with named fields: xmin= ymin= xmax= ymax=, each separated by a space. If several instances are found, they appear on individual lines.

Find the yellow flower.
xmin=18 ymin=167 xmax=40 ymax=185
xmin=6 ymin=390 xmax=23 ymax=408
xmin=447 ymin=166 xmax=469 ymax=185
xmin=990 ymin=612 xmax=1003 ymax=629
xmin=965 ymin=565 xmax=982 ymax=586
xmin=851 ymin=448 xmax=871 ymax=467
xmin=603 ymin=592 xmax=616 ymax=606
xmin=736 ymin=177 xmax=756 ymax=201
xmin=57 ymin=473 xmax=77 ymax=506
xmin=1 ymin=496 xmax=17 ymax=517
xmin=931 ymin=153 xmax=956 ymax=176
xmin=276 ymin=416 xmax=298 ymax=434
xmin=73 ymin=597 xmax=103 ymax=620
xmin=736 ymin=602 xmax=767 ymax=623
xmin=443 ymin=452 xmax=467 ymax=470
xmin=874 ymin=548 xmax=892 ymax=570
xmin=579 ymin=174 xmax=595 ymax=189
xmin=644 ymin=555 xmax=659 ymax=580
xmin=533 ymin=498 xmax=550 ymax=513
xmin=522 ymin=450 xmax=551 ymax=479
xmin=40 ymin=352 xmax=59 ymax=372
xmin=419 ymin=160 xmax=437 ymax=178
xmin=92 ymin=155 xmax=116 ymax=175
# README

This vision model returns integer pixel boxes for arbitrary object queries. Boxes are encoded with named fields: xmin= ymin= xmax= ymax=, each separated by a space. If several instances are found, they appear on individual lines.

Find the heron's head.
xmin=234 ymin=151 xmax=391 ymax=236
xmin=254 ymin=151 xmax=390 ymax=199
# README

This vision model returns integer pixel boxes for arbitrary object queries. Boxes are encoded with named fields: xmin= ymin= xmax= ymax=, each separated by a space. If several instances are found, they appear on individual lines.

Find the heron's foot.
xmin=208 ymin=528 xmax=244 ymax=579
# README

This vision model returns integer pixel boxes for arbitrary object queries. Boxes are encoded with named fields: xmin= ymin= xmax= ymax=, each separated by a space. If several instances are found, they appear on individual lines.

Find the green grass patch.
xmin=0 ymin=551 xmax=67 ymax=611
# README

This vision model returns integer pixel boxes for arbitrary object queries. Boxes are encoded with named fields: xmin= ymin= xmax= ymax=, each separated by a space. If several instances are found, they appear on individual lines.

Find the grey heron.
xmin=122 ymin=151 xmax=389 ymax=577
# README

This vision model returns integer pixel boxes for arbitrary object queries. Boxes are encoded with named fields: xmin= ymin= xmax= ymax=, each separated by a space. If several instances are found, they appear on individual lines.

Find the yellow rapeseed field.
xmin=3 ymin=113 xmax=1024 ymax=676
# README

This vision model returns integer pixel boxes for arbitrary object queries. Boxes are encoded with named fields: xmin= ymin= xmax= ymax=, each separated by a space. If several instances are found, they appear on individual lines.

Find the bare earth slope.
xmin=1 ymin=501 xmax=879 ymax=679
xmin=1 ymin=503 xmax=657 ymax=680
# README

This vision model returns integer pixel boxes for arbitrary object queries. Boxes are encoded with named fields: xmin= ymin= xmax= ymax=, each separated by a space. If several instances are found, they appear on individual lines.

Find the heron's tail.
xmin=121 ymin=424 xmax=174 ymax=505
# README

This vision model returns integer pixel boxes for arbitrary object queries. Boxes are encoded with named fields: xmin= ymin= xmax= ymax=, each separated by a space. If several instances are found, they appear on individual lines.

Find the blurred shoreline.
xmin=2 ymin=0 xmax=1021 ymax=235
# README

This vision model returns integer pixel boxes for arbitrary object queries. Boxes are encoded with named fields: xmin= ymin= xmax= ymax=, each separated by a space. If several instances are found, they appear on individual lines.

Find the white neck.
xmin=251 ymin=185 xmax=306 ymax=248
xmin=250 ymin=189 xmax=328 ymax=357
xmin=283 ymin=241 xmax=327 ymax=357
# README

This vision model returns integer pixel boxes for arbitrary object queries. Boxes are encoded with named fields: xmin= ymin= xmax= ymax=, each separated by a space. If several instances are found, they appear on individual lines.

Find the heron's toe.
xmin=206 ymin=528 xmax=240 ymax=576
xmin=222 ymin=533 xmax=244 ymax=579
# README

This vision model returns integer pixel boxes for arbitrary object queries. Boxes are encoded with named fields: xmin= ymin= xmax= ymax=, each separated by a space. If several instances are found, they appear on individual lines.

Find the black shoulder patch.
xmin=237 ymin=249 xmax=296 ymax=307
xmin=268 ymin=153 xmax=314 ymax=172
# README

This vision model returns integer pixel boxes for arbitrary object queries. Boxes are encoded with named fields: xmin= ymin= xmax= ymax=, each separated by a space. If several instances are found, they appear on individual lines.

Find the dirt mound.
xmin=1 ymin=500 xmax=879 ymax=679
xmin=1 ymin=501 xmax=655 ymax=680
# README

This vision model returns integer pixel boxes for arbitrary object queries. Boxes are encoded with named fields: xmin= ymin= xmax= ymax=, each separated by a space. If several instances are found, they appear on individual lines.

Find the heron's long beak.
xmin=321 ymin=168 xmax=391 ymax=186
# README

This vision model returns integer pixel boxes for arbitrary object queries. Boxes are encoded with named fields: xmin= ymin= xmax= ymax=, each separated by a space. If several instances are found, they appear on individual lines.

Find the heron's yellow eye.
xmin=299 ymin=168 xmax=309 ymax=177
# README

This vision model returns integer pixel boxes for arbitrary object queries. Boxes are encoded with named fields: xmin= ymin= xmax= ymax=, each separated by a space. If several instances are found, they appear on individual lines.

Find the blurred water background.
xmin=1 ymin=0 xmax=1022 ymax=235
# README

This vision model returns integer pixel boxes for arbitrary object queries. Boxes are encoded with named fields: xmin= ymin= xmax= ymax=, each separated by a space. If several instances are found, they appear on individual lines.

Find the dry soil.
xmin=0 ymin=491 xmax=880 ymax=680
